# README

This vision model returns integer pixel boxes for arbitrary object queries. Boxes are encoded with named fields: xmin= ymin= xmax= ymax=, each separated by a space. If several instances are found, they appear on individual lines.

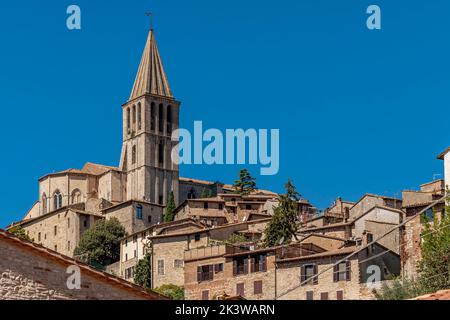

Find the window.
xmin=54 ymin=245 xmax=58 ymax=252
xmin=236 ymin=283 xmax=245 ymax=297
xmin=422 ymin=208 xmax=434 ymax=223
xmin=158 ymin=104 xmax=164 ymax=132
xmin=125 ymin=254 xmax=128 ymax=261
xmin=306 ymin=291 xmax=314 ymax=300
xmin=251 ymin=254 xmax=267 ymax=273
xmin=83 ymin=218 xmax=89 ymax=228
xmin=132 ymin=105 xmax=136 ymax=127
xmin=157 ymin=260 xmax=165 ymax=275
xmin=174 ymin=260 xmax=184 ymax=268
xmin=150 ymin=102 xmax=156 ymax=130
xmin=126 ymin=108 xmax=131 ymax=133
xmin=54 ymin=225 xmax=58 ymax=236
xmin=158 ymin=142 xmax=164 ymax=164
xmin=137 ymin=102 xmax=142 ymax=130
xmin=336 ymin=290 xmax=344 ymax=300
xmin=134 ymin=250 xmax=137 ymax=258
xmin=166 ymin=105 xmax=172 ymax=134
xmin=233 ymin=257 xmax=248 ymax=276
xmin=194 ymin=234 xmax=201 ymax=242
xmin=42 ymin=193 xmax=47 ymax=214
xmin=218 ymin=203 xmax=223 ymax=210
xmin=132 ymin=145 xmax=137 ymax=164
xmin=71 ymin=189 xmax=81 ymax=204
xmin=367 ymin=233 xmax=373 ymax=244
xmin=53 ymin=191 xmax=62 ymax=210
xmin=148 ymin=215 xmax=152 ymax=223
xmin=159 ymin=195 xmax=164 ymax=205
xmin=333 ymin=261 xmax=351 ymax=282
xmin=125 ymin=267 xmax=134 ymax=279
xmin=187 ymin=189 xmax=196 ymax=199
xmin=204 ymin=202 xmax=209 ymax=210
xmin=301 ymin=264 xmax=318 ymax=285
xmin=254 ymin=281 xmax=263 ymax=295
xmin=320 ymin=292 xmax=329 ymax=300
xmin=197 ymin=265 xmax=214 ymax=282
xmin=67 ymin=218 xmax=70 ymax=228
xmin=201 ymin=290 xmax=209 ymax=301
xmin=214 ymin=263 xmax=224 ymax=273
xmin=38 ymin=232 xmax=41 ymax=242
xmin=246 ymin=204 xmax=252 ymax=210
xmin=136 ymin=204 xmax=143 ymax=220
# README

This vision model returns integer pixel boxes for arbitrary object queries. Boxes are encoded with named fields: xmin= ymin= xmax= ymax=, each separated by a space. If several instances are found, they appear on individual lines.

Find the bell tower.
xmin=119 ymin=29 xmax=180 ymax=205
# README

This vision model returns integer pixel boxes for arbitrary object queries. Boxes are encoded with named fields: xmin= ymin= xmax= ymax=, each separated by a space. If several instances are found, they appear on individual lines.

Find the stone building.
xmin=0 ymin=229 xmax=166 ymax=300
xmin=174 ymin=193 xmax=277 ymax=226
xmin=438 ymin=147 xmax=450 ymax=190
xmin=117 ymin=218 xmax=270 ymax=289
xmin=400 ymin=179 xmax=446 ymax=278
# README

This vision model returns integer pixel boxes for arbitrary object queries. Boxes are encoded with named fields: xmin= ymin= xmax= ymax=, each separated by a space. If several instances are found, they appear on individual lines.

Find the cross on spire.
xmin=145 ymin=12 xmax=153 ymax=30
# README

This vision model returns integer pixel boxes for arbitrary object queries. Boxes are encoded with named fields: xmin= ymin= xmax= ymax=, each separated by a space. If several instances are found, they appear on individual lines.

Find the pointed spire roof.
xmin=129 ymin=30 xmax=173 ymax=101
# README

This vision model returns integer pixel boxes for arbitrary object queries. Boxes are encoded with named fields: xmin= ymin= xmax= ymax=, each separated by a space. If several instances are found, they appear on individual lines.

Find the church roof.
xmin=129 ymin=29 xmax=173 ymax=101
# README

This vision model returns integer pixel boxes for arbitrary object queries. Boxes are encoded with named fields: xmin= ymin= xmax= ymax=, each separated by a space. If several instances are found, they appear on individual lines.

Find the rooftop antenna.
xmin=145 ymin=12 xmax=153 ymax=30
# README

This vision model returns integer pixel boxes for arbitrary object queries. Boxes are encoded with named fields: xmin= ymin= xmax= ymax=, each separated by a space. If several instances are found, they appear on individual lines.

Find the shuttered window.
xmin=201 ymin=290 xmax=209 ymax=300
xmin=197 ymin=265 xmax=214 ymax=282
xmin=337 ymin=290 xmax=344 ymax=300
xmin=320 ymin=292 xmax=329 ymax=300
xmin=301 ymin=264 xmax=318 ymax=285
xmin=233 ymin=257 xmax=248 ymax=276
xmin=254 ymin=281 xmax=263 ymax=295
xmin=306 ymin=291 xmax=314 ymax=300
xmin=236 ymin=283 xmax=245 ymax=297
xmin=250 ymin=254 xmax=267 ymax=273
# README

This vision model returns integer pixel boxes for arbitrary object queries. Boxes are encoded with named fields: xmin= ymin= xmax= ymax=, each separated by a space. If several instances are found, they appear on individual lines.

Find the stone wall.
xmin=0 ymin=234 xmax=162 ymax=300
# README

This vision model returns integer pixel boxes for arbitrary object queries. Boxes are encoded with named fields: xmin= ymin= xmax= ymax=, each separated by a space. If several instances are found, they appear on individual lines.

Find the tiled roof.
xmin=412 ymin=290 xmax=450 ymax=300
xmin=0 ymin=229 xmax=168 ymax=300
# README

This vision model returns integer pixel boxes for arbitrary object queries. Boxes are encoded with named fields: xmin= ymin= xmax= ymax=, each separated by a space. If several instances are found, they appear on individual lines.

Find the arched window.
xmin=42 ymin=193 xmax=47 ymax=214
xmin=137 ymin=102 xmax=142 ymax=130
xmin=71 ymin=189 xmax=82 ymax=204
xmin=53 ymin=190 xmax=63 ymax=210
xmin=166 ymin=105 xmax=172 ymax=134
xmin=150 ymin=102 xmax=156 ymax=131
xmin=126 ymin=108 xmax=131 ymax=134
xmin=158 ymin=104 xmax=164 ymax=133
xmin=132 ymin=105 xmax=136 ymax=129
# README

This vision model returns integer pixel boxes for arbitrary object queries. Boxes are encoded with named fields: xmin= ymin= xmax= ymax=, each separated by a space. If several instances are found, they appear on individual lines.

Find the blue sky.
xmin=1 ymin=0 xmax=449 ymax=227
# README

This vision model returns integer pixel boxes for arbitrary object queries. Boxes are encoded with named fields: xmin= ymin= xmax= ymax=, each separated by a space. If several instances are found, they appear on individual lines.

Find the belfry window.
xmin=150 ymin=102 xmax=156 ymax=131
xmin=158 ymin=142 xmax=164 ymax=165
xmin=167 ymin=105 xmax=172 ymax=134
xmin=158 ymin=104 xmax=164 ymax=132
xmin=71 ymin=189 xmax=81 ymax=204
xmin=137 ymin=102 xmax=142 ymax=130
xmin=132 ymin=105 xmax=136 ymax=130
xmin=53 ymin=191 xmax=63 ymax=210
xmin=126 ymin=108 xmax=131 ymax=133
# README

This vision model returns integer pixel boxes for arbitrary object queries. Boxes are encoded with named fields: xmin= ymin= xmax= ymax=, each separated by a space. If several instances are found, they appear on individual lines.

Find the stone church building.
xmin=9 ymin=29 xmax=238 ymax=257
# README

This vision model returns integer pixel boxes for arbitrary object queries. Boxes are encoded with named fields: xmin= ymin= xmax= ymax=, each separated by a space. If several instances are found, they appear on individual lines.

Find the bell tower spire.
xmin=119 ymin=27 xmax=180 ymax=206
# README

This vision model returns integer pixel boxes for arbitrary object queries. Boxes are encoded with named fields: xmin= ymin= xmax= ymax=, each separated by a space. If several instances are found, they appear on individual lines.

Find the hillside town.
xmin=1 ymin=27 xmax=450 ymax=300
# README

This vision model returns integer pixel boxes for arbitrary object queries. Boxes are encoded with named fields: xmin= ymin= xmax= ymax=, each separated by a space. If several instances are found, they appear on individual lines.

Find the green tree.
xmin=417 ymin=207 xmax=450 ymax=293
xmin=154 ymin=284 xmax=185 ymax=300
xmin=376 ymin=204 xmax=450 ymax=299
xmin=134 ymin=253 xmax=152 ymax=289
xmin=8 ymin=225 xmax=32 ymax=242
xmin=233 ymin=169 xmax=256 ymax=196
xmin=74 ymin=218 xmax=126 ymax=268
xmin=263 ymin=179 xmax=300 ymax=247
xmin=164 ymin=191 xmax=176 ymax=222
